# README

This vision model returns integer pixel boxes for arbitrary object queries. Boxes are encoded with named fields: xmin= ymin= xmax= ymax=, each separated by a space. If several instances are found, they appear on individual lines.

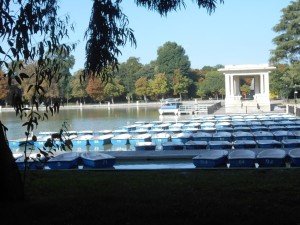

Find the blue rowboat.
xmin=151 ymin=132 xmax=170 ymax=145
xmin=16 ymin=153 xmax=45 ymax=170
xmin=154 ymin=123 xmax=170 ymax=130
xmin=250 ymin=126 xmax=268 ymax=132
xmin=232 ymin=122 xmax=247 ymax=127
xmin=162 ymin=141 xmax=184 ymax=150
xmin=129 ymin=134 xmax=152 ymax=145
xmin=288 ymin=149 xmax=300 ymax=167
xmin=279 ymin=121 xmax=295 ymax=126
xmin=215 ymin=121 xmax=231 ymax=128
xmin=285 ymin=125 xmax=300 ymax=131
xmin=34 ymin=135 xmax=51 ymax=148
xmin=201 ymin=122 xmax=215 ymax=128
xmin=123 ymin=125 xmax=138 ymax=132
xmin=233 ymin=126 xmax=251 ymax=132
xmin=249 ymin=121 xmax=262 ymax=126
xmin=193 ymin=150 xmax=228 ymax=168
xmin=183 ymin=127 xmax=199 ymax=133
xmin=8 ymin=138 xmax=33 ymax=149
xmin=167 ymin=128 xmax=182 ymax=134
xmin=77 ymin=130 xmax=94 ymax=136
xmin=253 ymin=131 xmax=274 ymax=140
xmin=216 ymin=127 xmax=233 ymax=133
xmin=149 ymin=128 xmax=165 ymax=134
xmin=111 ymin=134 xmax=132 ymax=145
xmin=112 ymin=129 xmax=128 ymax=135
xmin=89 ymin=134 xmax=114 ymax=146
xmin=233 ymin=140 xmax=257 ymax=149
xmin=208 ymin=141 xmax=232 ymax=150
xmin=200 ymin=127 xmax=216 ymax=133
xmin=135 ymin=142 xmax=156 ymax=151
xmin=257 ymin=149 xmax=287 ymax=167
xmin=185 ymin=140 xmax=207 ymax=150
xmin=192 ymin=132 xmax=212 ymax=142
xmin=183 ymin=123 xmax=201 ymax=129
xmin=212 ymin=132 xmax=232 ymax=142
xmin=81 ymin=152 xmax=115 ymax=168
xmin=129 ymin=129 xmax=148 ymax=135
xmin=71 ymin=135 xmax=92 ymax=148
xmin=138 ymin=124 xmax=154 ymax=130
xmin=282 ymin=139 xmax=300 ymax=148
xmin=293 ymin=131 xmax=300 ymax=139
xmin=268 ymin=126 xmax=286 ymax=132
xmin=232 ymin=132 xmax=254 ymax=141
xmin=97 ymin=130 xmax=113 ymax=135
xmin=13 ymin=153 xmax=23 ymax=160
xmin=171 ymin=132 xmax=191 ymax=144
xmin=273 ymin=131 xmax=295 ymax=141
xmin=47 ymin=152 xmax=80 ymax=170
xmin=256 ymin=140 xmax=282 ymax=148
xmin=262 ymin=121 xmax=277 ymax=126
xmin=228 ymin=150 xmax=256 ymax=168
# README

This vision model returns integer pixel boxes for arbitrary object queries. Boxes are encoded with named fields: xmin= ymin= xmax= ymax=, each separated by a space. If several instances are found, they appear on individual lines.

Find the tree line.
xmin=0 ymin=41 xmax=226 ymax=105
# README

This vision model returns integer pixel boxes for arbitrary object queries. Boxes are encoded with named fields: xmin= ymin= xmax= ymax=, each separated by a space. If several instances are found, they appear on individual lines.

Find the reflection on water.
xmin=0 ymin=107 xmax=160 ymax=139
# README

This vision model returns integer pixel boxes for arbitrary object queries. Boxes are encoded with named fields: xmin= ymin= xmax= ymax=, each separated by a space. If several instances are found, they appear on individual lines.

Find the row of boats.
xmin=12 ymin=148 xmax=300 ymax=169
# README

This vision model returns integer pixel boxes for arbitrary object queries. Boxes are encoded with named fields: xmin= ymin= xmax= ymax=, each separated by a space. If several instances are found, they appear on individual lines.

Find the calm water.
xmin=1 ymin=107 xmax=163 ymax=140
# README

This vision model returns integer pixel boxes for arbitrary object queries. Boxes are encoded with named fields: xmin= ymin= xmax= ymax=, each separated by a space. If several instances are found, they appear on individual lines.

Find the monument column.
xmin=225 ymin=74 xmax=230 ymax=98
xmin=264 ymin=73 xmax=269 ymax=96
xmin=260 ymin=73 xmax=264 ymax=94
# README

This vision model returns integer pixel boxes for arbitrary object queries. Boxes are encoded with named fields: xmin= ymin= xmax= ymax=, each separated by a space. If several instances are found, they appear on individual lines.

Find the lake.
xmin=0 ymin=106 xmax=165 ymax=140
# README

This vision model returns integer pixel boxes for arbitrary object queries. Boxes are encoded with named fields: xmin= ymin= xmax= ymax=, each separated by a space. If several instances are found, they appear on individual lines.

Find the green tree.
xmin=116 ymin=57 xmax=143 ymax=101
xmin=196 ymin=84 xmax=207 ymax=99
xmin=173 ymin=69 xmax=192 ymax=100
xmin=156 ymin=42 xmax=191 ymax=80
xmin=198 ymin=71 xmax=224 ymax=99
xmin=149 ymin=73 xmax=169 ymax=100
xmin=270 ymin=64 xmax=289 ymax=99
xmin=0 ymin=71 xmax=9 ymax=104
xmin=270 ymin=0 xmax=300 ymax=64
xmin=71 ymin=70 xmax=88 ymax=103
xmin=104 ymin=79 xmax=125 ymax=104
xmin=135 ymin=77 xmax=150 ymax=102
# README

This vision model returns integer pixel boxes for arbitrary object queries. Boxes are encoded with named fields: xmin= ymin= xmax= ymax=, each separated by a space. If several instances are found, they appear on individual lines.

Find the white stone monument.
xmin=218 ymin=64 xmax=276 ymax=113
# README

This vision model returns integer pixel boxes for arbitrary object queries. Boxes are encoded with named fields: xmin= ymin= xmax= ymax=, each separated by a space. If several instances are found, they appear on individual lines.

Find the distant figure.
xmin=257 ymin=103 xmax=260 ymax=110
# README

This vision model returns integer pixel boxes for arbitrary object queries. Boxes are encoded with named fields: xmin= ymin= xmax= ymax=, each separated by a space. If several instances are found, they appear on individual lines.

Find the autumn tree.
xmin=135 ymin=77 xmax=150 ymax=102
xmin=172 ymin=69 xmax=192 ymax=100
xmin=86 ymin=77 xmax=105 ymax=103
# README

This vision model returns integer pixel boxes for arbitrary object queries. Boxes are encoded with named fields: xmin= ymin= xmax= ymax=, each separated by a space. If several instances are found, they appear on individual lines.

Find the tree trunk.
xmin=111 ymin=97 xmax=114 ymax=104
xmin=0 ymin=121 xmax=24 ymax=201
xmin=179 ymin=93 xmax=182 ymax=101
xmin=143 ymin=95 xmax=147 ymax=102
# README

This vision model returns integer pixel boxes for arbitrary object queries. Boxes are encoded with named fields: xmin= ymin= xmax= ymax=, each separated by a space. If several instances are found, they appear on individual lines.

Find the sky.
xmin=59 ymin=0 xmax=291 ymax=73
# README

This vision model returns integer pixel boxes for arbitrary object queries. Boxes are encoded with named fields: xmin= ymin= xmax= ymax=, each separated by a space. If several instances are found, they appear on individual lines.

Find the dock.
xmin=178 ymin=101 xmax=221 ymax=115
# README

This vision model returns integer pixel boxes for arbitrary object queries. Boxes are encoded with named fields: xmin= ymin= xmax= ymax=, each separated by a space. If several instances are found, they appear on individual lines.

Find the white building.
xmin=218 ymin=64 xmax=276 ymax=113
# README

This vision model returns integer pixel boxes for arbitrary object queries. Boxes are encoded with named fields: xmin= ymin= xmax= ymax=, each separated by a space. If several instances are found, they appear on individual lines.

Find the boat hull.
xmin=229 ymin=159 xmax=255 ymax=168
xmin=111 ymin=139 xmax=129 ymax=146
xmin=193 ymin=157 xmax=227 ymax=168
xmin=257 ymin=158 xmax=286 ymax=167
xmin=47 ymin=158 xmax=79 ymax=170
xmin=82 ymin=158 xmax=116 ymax=168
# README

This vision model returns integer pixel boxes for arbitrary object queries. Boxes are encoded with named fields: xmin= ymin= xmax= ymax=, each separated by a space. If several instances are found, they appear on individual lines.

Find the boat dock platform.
xmin=178 ymin=101 xmax=221 ymax=115
xmin=97 ymin=148 xmax=292 ymax=161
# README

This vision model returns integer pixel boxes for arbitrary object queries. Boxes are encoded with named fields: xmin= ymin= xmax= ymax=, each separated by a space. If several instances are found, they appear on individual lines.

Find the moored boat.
xmin=16 ymin=153 xmax=45 ymax=170
xmin=233 ymin=140 xmax=257 ymax=149
xmin=151 ymin=132 xmax=170 ymax=145
xmin=282 ymin=139 xmax=300 ymax=148
xmin=228 ymin=150 xmax=256 ymax=168
xmin=89 ymin=134 xmax=114 ymax=146
xmin=162 ymin=141 xmax=184 ymax=150
xmin=193 ymin=150 xmax=228 ymax=168
xmin=135 ymin=142 xmax=156 ymax=151
xmin=272 ymin=130 xmax=295 ymax=141
xmin=232 ymin=132 xmax=254 ymax=141
xmin=81 ymin=152 xmax=115 ymax=168
xmin=185 ymin=140 xmax=207 ymax=150
xmin=47 ymin=152 xmax=80 ymax=170
xmin=253 ymin=131 xmax=274 ymax=140
xmin=212 ymin=132 xmax=232 ymax=142
xmin=257 ymin=149 xmax=286 ymax=167
xmin=129 ymin=133 xmax=152 ymax=145
xmin=288 ymin=148 xmax=300 ymax=167
xmin=192 ymin=132 xmax=212 ymax=141
xmin=256 ymin=140 xmax=282 ymax=148
xmin=111 ymin=134 xmax=132 ymax=145
xmin=208 ymin=141 xmax=232 ymax=150
xmin=171 ymin=132 xmax=191 ymax=144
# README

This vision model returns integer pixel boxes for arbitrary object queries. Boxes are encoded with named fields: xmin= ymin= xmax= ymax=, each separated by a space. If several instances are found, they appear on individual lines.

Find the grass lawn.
xmin=2 ymin=169 xmax=300 ymax=225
